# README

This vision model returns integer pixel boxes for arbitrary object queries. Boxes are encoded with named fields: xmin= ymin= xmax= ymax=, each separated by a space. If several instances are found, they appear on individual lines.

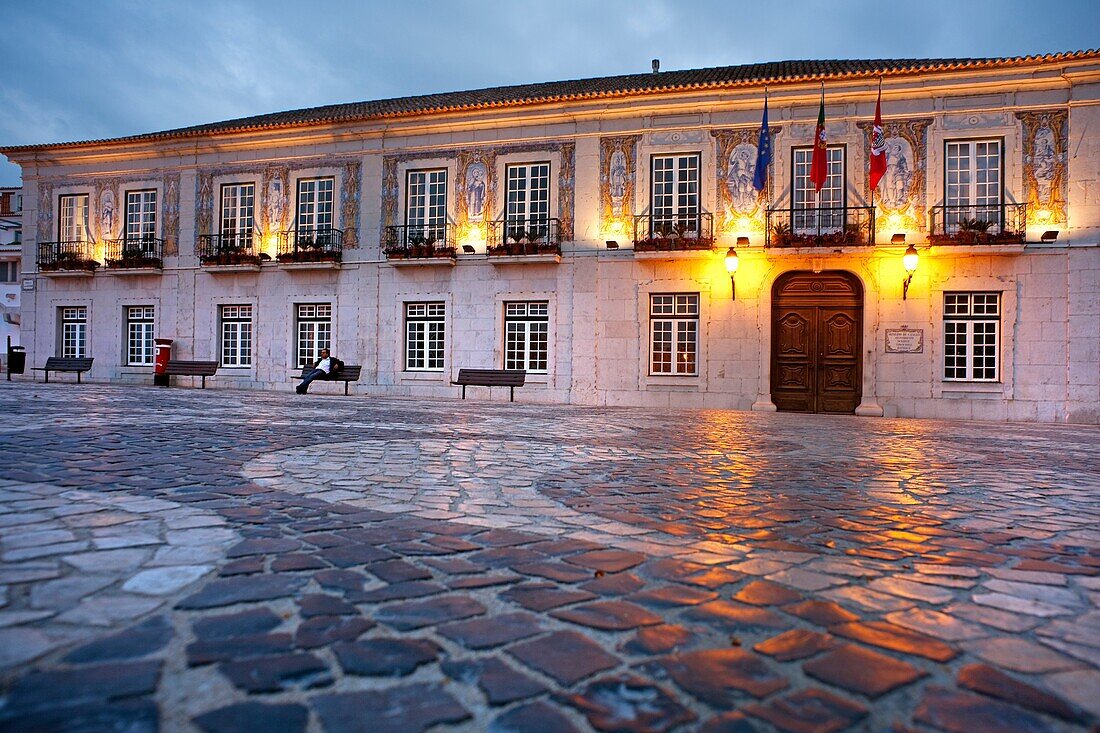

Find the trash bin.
xmin=7 ymin=345 xmax=25 ymax=375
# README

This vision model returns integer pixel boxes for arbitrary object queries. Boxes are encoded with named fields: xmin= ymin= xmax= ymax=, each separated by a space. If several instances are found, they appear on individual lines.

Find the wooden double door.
xmin=771 ymin=271 xmax=863 ymax=414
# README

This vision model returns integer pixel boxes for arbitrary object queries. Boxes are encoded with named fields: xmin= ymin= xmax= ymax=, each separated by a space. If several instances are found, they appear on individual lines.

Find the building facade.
xmin=2 ymin=54 xmax=1098 ymax=422
xmin=0 ymin=186 xmax=22 ymax=364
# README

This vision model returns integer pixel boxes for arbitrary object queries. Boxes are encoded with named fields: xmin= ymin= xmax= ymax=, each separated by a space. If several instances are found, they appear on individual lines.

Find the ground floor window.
xmin=296 ymin=303 xmax=331 ymax=368
xmin=220 ymin=305 xmax=253 ymax=368
xmin=125 ymin=306 xmax=155 ymax=366
xmin=504 ymin=301 xmax=549 ymax=372
xmin=405 ymin=302 xmax=445 ymax=371
xmin=944 ymin=292 xmax=1000 ymax=381
xmin=59 ymin=306 xmax=87 ymax=358
xmin=650 ymin=293 xmax=699 ymax=375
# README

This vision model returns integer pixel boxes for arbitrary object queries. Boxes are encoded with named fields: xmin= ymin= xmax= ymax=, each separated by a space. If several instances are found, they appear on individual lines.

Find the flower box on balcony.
xmin=40 ymin=254 xmax=99 ymax=273
xmin=106 ymin=254 xmax=163 ymax=269
xmin=487 ymin=241 xmax=561 ymax=257
xmin=200 ymin=252 xmax=262 ymax=267
xmin=633 ymin=236 xmax=714 ymax=253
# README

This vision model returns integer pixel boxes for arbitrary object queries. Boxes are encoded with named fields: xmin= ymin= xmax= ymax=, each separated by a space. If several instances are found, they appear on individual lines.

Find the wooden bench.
xmin=452 ymin=369 xmax=526 ymax=402
xmin=33 ymin=357 xmax=94 ymax=383
xmin=290 ymin=364 xmax=363 ymax=395
xmin=163 ymin=360 xmax=219 ymax=388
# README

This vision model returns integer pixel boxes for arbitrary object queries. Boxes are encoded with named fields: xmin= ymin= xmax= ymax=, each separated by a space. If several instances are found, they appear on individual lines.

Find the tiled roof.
xmin=3 ymin=51 xmax=1097 ymax=153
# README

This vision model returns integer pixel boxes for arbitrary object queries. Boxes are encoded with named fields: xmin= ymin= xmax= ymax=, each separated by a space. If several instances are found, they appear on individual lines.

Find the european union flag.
xmin=753 ymin=96 xmax=771 ymax=192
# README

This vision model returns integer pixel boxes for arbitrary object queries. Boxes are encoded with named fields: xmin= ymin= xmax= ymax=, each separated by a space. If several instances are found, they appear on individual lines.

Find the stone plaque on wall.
xmin=885 ymin=327 xmax=924 ymax=353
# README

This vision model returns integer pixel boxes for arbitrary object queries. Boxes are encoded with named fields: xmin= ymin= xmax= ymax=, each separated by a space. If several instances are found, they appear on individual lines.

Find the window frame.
xmin=790 ymin=144 xmax=846 ymax=234
xmin=294 ymin=303 xmax=332 ymax=369
xmin=219 ymin=182 xmax=256 ymax=237
xmin=943 ymin=138 xmax=1005 ymax=231
xmin=219 ymin=304 xmax=254 ymax=369
xmin=503 ymin=301 xmax=549 ymax=374
xmin=404 ymin=169 xmax=448 ymax=237
xmin=942 ymin=292 xmax=1001 ymax=383
xmin=648 ymin=293 xmax=700 ymax=377
xmin=404 ymin=302 xmax=446 ymax=372
xmin=295 ymin=177 xmax=335 ymax=233
xmin=124 ymin=305 xmax=156 ymax=366
xmin=124 ymin=189 xmax=158 ymax=242
xmin=649 ymin=153 xmax=702 ymax=224
xmin=58 ymin=306 xmax=88 ymax=359
xmin=58 ymin=194 xmax=90 ymax=242
xmin=504 ymin=161 xmax=552 ymax=224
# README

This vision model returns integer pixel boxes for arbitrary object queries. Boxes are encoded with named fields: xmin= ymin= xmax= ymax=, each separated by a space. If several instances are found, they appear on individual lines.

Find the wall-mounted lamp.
xmin=891 ymin=233 xmax=906 ymax=245
xmin=605 ymin=240 xmax=619 ymax=250
xmin=1040 ymin=230 xmax=1059 ymax=244
xmin=725 ymin=246 xmax=740 ymax=300
xmin=902 ymin=243 xmax=919 ymax=300
xmin=461 ymin=244 xmax=475 ymax=254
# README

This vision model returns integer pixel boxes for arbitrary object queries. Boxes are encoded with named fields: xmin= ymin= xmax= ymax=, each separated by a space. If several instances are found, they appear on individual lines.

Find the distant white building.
xmin=2 ymin=53 xmax=1099 ymax=422
xmin=0 ymin=186 xmax=21 ymax=363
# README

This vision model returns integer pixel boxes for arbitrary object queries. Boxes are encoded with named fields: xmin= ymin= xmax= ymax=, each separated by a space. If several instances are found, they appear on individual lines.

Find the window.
xmin=792 ymin=146 xmax=845 ymax=233
xmin=505 ymin=163 xmax=550 ymax=224
xmin=125 ymin=190 xmax=158 ymax=241
xmin=504 ymin=301 xmax=549 ymax=373
xmin=405 ymin=302 xmax=445 ymax=371
xmin=59 ymin=306 xmax=87 ymax=358
xmin=59 ymin=194 xmax=89 ymax=241
xmin=220 ymin=184 xmax=255 ymax=238
xmin=944 ymin=292 xmax=1000 ymax=382
xmin=650 ymin=294 xmax=699 ymax=376
xmin=125 ymin=306 xmax=155 ymax=366
xmin=295 ymin=304 xmax=332 ymax=368
xmin=296 ymin=178 xmax=335 ymax=233
xmin=945 ymin=140 xmax=1002 ymax=228
xmin=651 ymin=154 xmax=700 ymax=229
xmin=220 ymin=305 xmax=253 ymax=368
xmin=406 ymin=170 xmax=447 ymax=237
xmin=0 ymin=261 xmax=18 ymax=282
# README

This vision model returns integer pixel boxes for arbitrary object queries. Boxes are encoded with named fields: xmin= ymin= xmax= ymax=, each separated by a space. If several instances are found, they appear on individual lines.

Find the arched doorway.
xmin=771 ymin=270 xmax=863 ymax=414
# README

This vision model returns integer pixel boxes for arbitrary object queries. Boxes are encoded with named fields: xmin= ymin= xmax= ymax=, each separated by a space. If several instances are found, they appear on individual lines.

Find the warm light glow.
xmin=735 ymin=216 xmax=753 ymax=232
xmin=903 ymin=244 xmax=919 ymax=273
xmin=724 ymin=247 xmax=739 ymax=274
xmin=1037 ymin=208 xmax=1052 ymax=222
xmin=887 ymin=213 xmax=905 ymax=230
xmin=460 ymin=225 xmax=485 ymax=251
xmin=609 ymin=220 xmax=625 ymax=235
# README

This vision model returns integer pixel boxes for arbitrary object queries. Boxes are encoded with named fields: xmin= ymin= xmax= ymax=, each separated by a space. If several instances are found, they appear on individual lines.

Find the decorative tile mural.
xmin=261 ymin=167 xmax=290 ymax=236
xmin=857 ymin=118 xmax=932 ymax=232
xmin=1016 ymin=109 xmax=1068 ymax=226
xmin=712 ymin=127 xmax=779 ymax=236
xmin=163 ymin=173 xmax=180 ymax=255
xmin=599 ymin=136 xmax=641 ymax=235
xmin=35 ymin=182 xmax=53 ymax=242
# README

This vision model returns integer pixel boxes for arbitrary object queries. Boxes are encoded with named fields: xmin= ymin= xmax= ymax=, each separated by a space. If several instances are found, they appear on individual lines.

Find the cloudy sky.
xmin=2 ymin=0 xmax=1097 ymax=186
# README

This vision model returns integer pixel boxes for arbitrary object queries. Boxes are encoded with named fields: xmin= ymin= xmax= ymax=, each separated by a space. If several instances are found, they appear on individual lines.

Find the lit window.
xmin=220 ymin=305 xmax=253 ymax=368
xmin=296 ymin=303 xmax=332 ymax=368
xmin=943 ymin=292 xmax=1000 ymax=382
xmin=504 ymin=301 xmax=549 ymax=373
xmin=649 ymin=294 xmax=699 ymax=375
xmin=59 ymin=194 xmax=89 ymax=242
xmin=650 ymin=154 xmax=700 ymax=233
xmin=405 ymin=302 xmax=445 ymax=371
xmin=792 ymin=146 xmax=844 ymax=234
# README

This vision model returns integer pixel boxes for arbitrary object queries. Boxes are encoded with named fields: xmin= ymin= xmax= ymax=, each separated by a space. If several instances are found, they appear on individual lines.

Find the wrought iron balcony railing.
xmin=766 ymin=206 xmax=875 ymax=248
xmin=277 ymin=228 xmax=343 ymax=263
xmin=37 ymin=240 xmax=98 ymax=272
xmin=929 ymin=203 xmax=1027 ymax=244
xmin=487 ymin=218 xmax=561 ymax=256
xmin=197 ymin=232 xmax=261 ymax=266
xmin=104 ymin=237 xmax=164 ymax=269
xmin=632 ymin=213 xmax=714 ymax=252
xmin=383 ymin=223 xmax=455 ymax=259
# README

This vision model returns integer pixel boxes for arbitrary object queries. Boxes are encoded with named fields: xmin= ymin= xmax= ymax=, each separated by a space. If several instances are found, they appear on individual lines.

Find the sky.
xmin=1 ymin=0 xmax=1097 ymax=186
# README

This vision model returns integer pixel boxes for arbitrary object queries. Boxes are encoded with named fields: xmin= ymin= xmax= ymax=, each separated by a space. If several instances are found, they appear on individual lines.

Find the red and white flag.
xmin=810 ymin=84 xmax=828 ymax=192
xmin=869 ymin=82 xmax=886 ymax=192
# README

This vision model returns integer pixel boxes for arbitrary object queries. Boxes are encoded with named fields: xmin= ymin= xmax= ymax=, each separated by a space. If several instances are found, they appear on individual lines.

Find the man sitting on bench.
xmin=296 ymin=348 xmax=344 ymax=394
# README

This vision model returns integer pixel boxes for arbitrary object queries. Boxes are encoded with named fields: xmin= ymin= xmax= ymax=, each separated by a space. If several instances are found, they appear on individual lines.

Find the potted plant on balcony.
xmin=109 ymin=244 xmax=162 ymax=269
xmin=46 ymin=249 xmax=99 ymax=272
xmin=770 ymin=221 xmax=794 ymax=247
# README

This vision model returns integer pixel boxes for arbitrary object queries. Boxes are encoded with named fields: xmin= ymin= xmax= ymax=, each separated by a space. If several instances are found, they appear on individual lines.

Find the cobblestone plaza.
xmin=0 ymin=382 xmax=1098 ymax=732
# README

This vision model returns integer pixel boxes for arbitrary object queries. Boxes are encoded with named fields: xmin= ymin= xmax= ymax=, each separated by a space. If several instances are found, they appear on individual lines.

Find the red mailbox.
xmin=154 ymin=339 xmax=173 ymax=387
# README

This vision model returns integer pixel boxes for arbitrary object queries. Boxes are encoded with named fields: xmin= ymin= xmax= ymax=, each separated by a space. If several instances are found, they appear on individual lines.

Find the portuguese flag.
xmin=810 ymin=84 xmax=828 ymax=192
xmin=869 ymin=82 xmax=886 ymax=192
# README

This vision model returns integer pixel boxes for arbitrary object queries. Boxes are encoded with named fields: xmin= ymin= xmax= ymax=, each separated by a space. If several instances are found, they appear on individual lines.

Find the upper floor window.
xmin=649 ymin=293 xmax=699 ymax=376
xmin=406 ymin=170 xmax=447 ymax=236
xmin=651 ymin=154 xmax=700 ymax=228
xmin=943 ymin=292 xmax=1000 ymax=382
xmin=220 ymin=184 xmax=255 ymax=237
xmin=125 ymin=190 xmax=157 ymax=241
xmin=297 ymin=178 xmax=335 ymax=233
xmin=505 ymin=163 xmax=550 ymax=224
xmin=59 ymin=194 xmax=89 ymax=242
xmin=792 ymin=146 xmax=844 ymax=233
xmin=945 ymin=140 xmax=1002 ymax=224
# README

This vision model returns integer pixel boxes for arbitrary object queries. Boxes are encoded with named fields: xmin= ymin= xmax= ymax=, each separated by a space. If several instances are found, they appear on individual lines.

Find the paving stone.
xmin=176 ymin=574 xmax=307 ymax=609
xmin=563 ymin=673 xmax=696 ymax=732
xmin=971 ymin=592 xmax=1075 ymax=617
xmin=29 ymin=575 xmax=115 ymax=610
xmin=513 ymin=560 xmax=594 ymax=583
xmin=374 ymin=594 xmax=486 ymax=631
xmin=437 ymin=611 xmax=544 ymax=649
xmin=58 ymin=593 xmax=162 ymax=626
xmin=867 ymin=576 xmax=955 ymax=604
xmin=628 ymin=584 xmax=718 ymax=607
xmin=744 ymin=688 xmax=867 ymax=733
xmin=2 ymin=660 xmax=162 ymax=714
xmin=63 ymin=615 xmax=173 ymax=663
xmin=219 ymin=653 xmax=332 ymax=693
xmin=271 ymin=553 xmax=328 ymax=571
xmin=754 ymin=629 xmax=838 ymax=662
xmin=0 ymin=626 xmax=57 ymax=669
xmin=448 ymin=572 xmax=522 ymax=589
xmin=508 ymin=630 xmax=620 ymax=686
xmin=962 ymin=637 xmax=1082 ymax=673
xmin=883 ymin=607 xmax=989 ymax=642
xmin=829 ymin=621 xmax=958 ymax=662
xmin=334 ymin=637 xmax=440 ymax=676
xmin=783 ymin=599 xmax=859 ymax=627
xmin=802 ymin=645 xmax=926 ymax=698
xmin=219 ymin=556 xmax=265 ymax=576
xmin=501 ymin=582 xmax=597 ymax=611
xmin=567 ymin=549 xmax=647 ymax=573
xmin=0 ymin=609 xmax=55 ymax=627
xmin=3 ymin=699 xmax=159 ymax=733
xmin=192 ymin=607 xmax=282 ymax=639
xmin=314 ymin=569 xmax=367 ymax=593
xmin=946 ymin=602 xmax=1042 ymax=633
xmin=1042 ymin=669 xmax=1100 ymax=718
xmin=313 ymin=683 xmax=471 ymax=733
xmin=297 ymin=593 xmax=357 ymax=617
xmin=551 ymin=600 xmax=663 ymax=630
xmin=682 ymin=600 xmax=787 ymax=632
xmin=295 ymin=615 xmax=373 ymax=648
xmin=367 ymin=559 xmax=433 ymax=583
xmin=122 ymin=564 xmax=212 ymax=595
xmin=956 ymin=663 xmax=1084 ymax=723
xmin=318 ymin=543 xmax=398 ymax=568
xmin=914 ymin=685 xmax=1058 ymax=733
xmin=193 ymin=701 xmax=309 ymax=733
xmin=443 ymin=657 xmax=548 ymax=705
xmin=698 ymin=711 xmax=764 ymax=732
xmin=351 ymin=580 xmax=446 ymax=602
xmin=622 ymin=624 xmax=696 ymax=655
xmin=489 ymin=700 xmax=581 ymax=733
xmin=652 ymin=648 xmax=789 ymax=704
xmin=581 ymin=572 xmax=647 ymax=596
xmin=734 ymin=579 xmax=803 ymax=606
xmin=643 ymin=558 xmax=742 ymax=588
xmin=188 ymin=633 xmax=294 ymax=665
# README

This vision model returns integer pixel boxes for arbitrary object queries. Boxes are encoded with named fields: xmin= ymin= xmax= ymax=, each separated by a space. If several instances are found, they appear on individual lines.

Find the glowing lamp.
xmin=724 ymin=246 xmax=739 ymax=300
xmin=1040 ymin=230 xmax=1059 ymax=243
xmin=902 ymin=243 xmax=918 ymax=300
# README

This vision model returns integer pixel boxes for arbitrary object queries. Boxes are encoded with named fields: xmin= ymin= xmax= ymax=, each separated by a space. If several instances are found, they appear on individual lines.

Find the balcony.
xmin=37 ymin=241 xmax=98 ymax=276
xmin=197 ymin=233 xmax=262 ymax=272
xmin=104 ymin=237 xmax=164 ymax=274
xmin=766 ymin=206 xmax=875 ymax=249
xmin=632 ymin=213 xmax=714 ymax=256
xmin=277 ymin=228 xmax=343 ymax=269
xmin=929 ymin=203 xmax=1026 ymax=246
xmin=487 ymin=218 xmax=561 ymax=264
xmin=383 ymin=224 xmax=456 ymax=266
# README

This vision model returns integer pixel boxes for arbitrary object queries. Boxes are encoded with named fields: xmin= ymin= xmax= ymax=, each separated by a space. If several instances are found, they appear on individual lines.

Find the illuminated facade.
xmin=3 ymin=53 xmax=1098 ymax=422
